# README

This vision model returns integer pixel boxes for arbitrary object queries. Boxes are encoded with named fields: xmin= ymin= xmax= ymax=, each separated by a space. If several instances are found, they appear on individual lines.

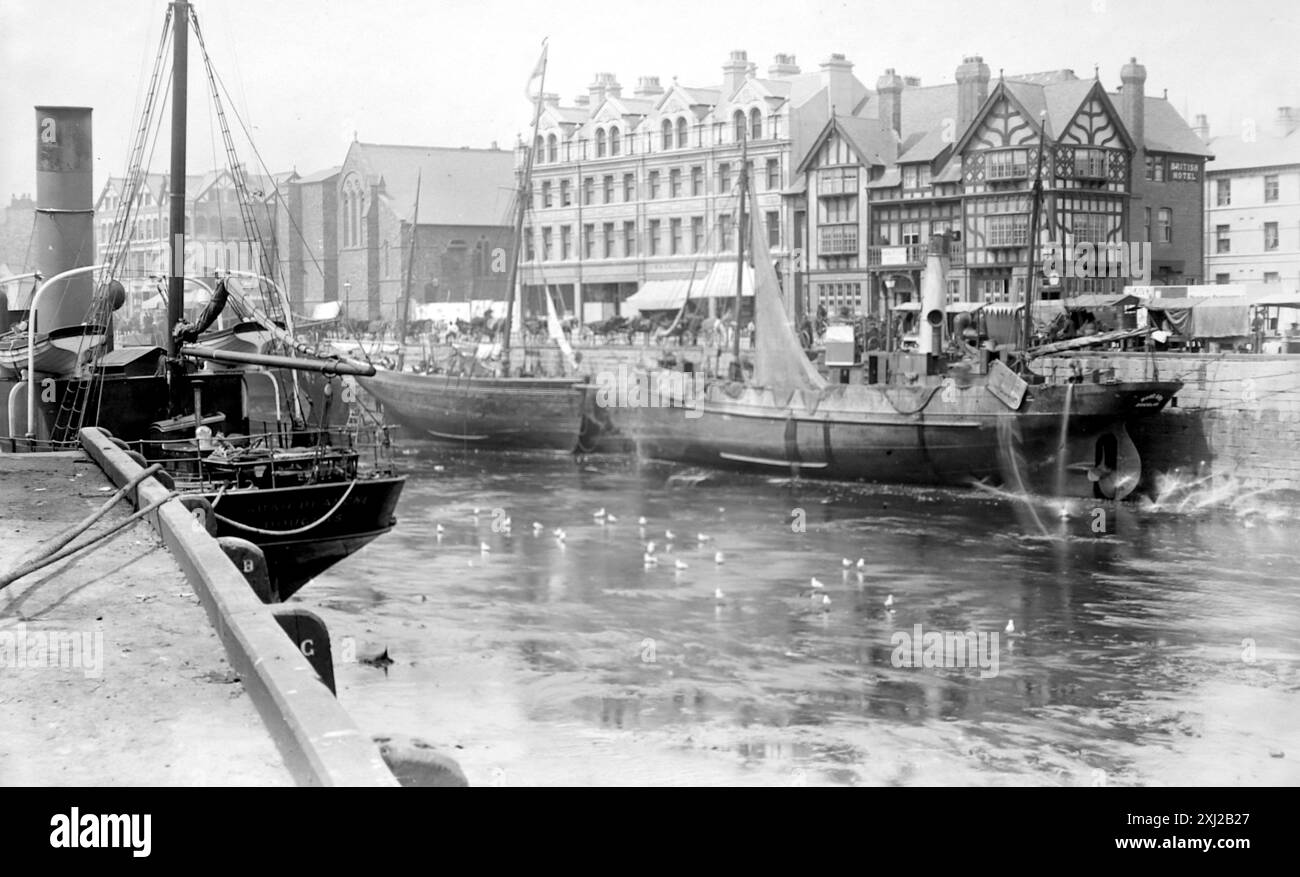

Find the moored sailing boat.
xmin=605 ymin=139 xmax=1182 ymax=499
xmin=357 ymin=42 xmax=597 ymax=453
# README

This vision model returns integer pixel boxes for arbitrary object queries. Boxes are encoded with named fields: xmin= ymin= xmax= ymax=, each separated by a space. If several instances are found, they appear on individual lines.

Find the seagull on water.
xmin=645 ymin=540 xmax=657 ymax=555
xmin=698 ymin=533 xmax=712 ymax=543
xmin=435 ymin=523 xmax=445 ymax=534
xmin=533 ymin=521 xmax=543 ymax=534
xmin=593 ymin=507 xmax=606 ymax=519
xmin=638 ymin=516 xmax=648 ymax=526
xmin=665 ymin=529 xmax=675 ymax=541
xmin=644 ymin=553 xmax=659 ymax=566
xmin=842 ymin=558 xmax=852 ymax=568
xmin=607 ymin=514 xmax=618 ymax=523
xmin=675 ymin=559 xmax=689 ymax=570
xmin=480 ymin=542 xmax=491 ymax=553
xmin=884 ymin=594 xmax=895 ymax=609
xmin=714 ymin=588 xmax=725 ymax=602
xmin=856 ymin=558 xmax=866 ymax=570
xmin=553 ymin=528 xmax=566 ymax=542
xmin=714 ymin=551 xmax=725 ymax=564
xmin=1005 ymin=619 xmax=1016 ymax=635
xmin=810 ymin=577 xmax=824 ymax=590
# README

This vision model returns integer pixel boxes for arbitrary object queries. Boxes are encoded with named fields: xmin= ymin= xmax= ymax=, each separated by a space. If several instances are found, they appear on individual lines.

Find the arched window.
xmin=534 ymin=136 xmax=544 ymax=163
xmin=609 ymin=125 xmax=621 ymax=156
xmin=677 ymin=117 xmax=689 ymax=148
xmin=733 ymin=110 xmax=746 ymax=143
xmin=547 ymin=134 xmax=558 ymax=163
xmin=750 ymin=108 xmax=763 ymax=141
xmin=595 ymin=128 xmax=607 ymax=158
xmin=661 ymin=119 xmax=673 ymax=150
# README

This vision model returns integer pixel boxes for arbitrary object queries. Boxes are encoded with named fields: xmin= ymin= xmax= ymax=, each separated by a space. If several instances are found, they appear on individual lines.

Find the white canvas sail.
xmin=544 ymin=284 xmax=576 ymax=371
xmin=746 ymin=186 xmax=827 ymax=393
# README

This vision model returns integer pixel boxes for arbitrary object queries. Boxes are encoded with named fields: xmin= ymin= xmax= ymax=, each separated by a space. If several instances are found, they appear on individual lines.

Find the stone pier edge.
xmin=79 ymin=426 xmax=399 ymax=787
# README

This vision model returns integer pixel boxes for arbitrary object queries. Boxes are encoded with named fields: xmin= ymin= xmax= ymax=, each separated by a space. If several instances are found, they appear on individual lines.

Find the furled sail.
xmin=747 ymin=186 xmax=826 ymax=393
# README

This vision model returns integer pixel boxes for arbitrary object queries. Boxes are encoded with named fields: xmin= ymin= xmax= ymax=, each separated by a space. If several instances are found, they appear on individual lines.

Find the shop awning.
xmin=625 ymin=262 xmax=754 ymax=312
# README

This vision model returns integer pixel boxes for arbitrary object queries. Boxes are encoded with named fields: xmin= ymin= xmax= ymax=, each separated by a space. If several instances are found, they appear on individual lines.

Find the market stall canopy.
xmin=1058 ymin=293 xmax=1142 ymax=310
xmin=1251 ymin=289 xmax=1300 ymax=308
xmin=625 ymin=262 xmax=754 ymax=312
xmin=310 ymin=301 xmax=342 ymax=320
xmin=1144 ymin=295 xmax=1253 ymax=338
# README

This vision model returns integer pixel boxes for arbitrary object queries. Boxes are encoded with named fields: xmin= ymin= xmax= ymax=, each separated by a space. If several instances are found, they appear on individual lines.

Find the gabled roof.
xmin=1135 ymin=96 xmax=1215 ymax=157
xmin=346 ymin=142 xmax=516 ymax=227
xmin=795 ymin=114 xmax=897 ymax=174
xmin=295 ymin=165 xmax=341 ymax=184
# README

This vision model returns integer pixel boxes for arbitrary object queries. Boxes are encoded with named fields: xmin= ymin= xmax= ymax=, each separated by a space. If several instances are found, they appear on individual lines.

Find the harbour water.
xmin=306 ymin=444 xmax=1300 ymax=786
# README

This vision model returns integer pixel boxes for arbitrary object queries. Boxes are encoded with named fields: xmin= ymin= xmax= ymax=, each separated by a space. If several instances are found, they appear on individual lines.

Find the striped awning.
xmin=625 ymin=262 xmax=754 ymax=312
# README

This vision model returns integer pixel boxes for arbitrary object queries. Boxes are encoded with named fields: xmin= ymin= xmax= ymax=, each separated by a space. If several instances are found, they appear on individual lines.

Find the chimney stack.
xmin=876 ymin=68 xmax=904 ymax=135
xmin=588 ymin=72 xmax=621 ymax=106
xmin=821 ymin=53 xmax=856 ymax=116
xmin=542 ymin=92 xmax=560 ymax=109
xmin=722 ymin=50 xmax=749 ymax=98
xmin=955 ymin=55 xmax=991 ymax=131
xmin=1192 ymin=113 xmax=1209 ymax=142
xmin=634 ymin=76 xmax=664 ymax=99
xmin=1276 ymin=107 xmax=1298 ymax=137
xmin=768 ymin=53 xmax=801 ymax=78
xmin=1120 ymin=57 xmax=1146 ymax=157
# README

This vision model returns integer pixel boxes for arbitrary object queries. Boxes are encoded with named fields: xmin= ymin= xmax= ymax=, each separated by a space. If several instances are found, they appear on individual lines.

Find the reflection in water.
xmin=302 ymin=443 xmax=1300 ymax=786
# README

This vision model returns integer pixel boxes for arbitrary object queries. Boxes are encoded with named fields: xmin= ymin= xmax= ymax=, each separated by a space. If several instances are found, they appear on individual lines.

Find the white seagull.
xmin=698 ymin=533 xmax=712 ymax=543
xmin=479 ymin=542 xmax=491 ymax=553
xmin=884 ymin=594 xmax=895 ymax=609
xmin=637 ymin=516 xmax=648 ymax=526
xmin=856 ymin=558 xmax=866 ymax=570
xmin=810 ymin=577 xmax=825 ymax=590
xmin=665 ymin=529 xmax=675 ymax=541
xmin=675 ymin=559 xmax=688 ymax=571
xmin=842 ymin=558 xmax=852 ymax=568
xmin=714 ymin=551 xmax=725 ymax=564
xmin=1005 ymin=619 xmax=1016 ymax=634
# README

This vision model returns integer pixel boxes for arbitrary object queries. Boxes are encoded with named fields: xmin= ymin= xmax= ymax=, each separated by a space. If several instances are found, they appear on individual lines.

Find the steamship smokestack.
xmin=917 ymin=234 xmax=949 ymax=356
xmin=33 ymin=106 xmax=95 ymax=333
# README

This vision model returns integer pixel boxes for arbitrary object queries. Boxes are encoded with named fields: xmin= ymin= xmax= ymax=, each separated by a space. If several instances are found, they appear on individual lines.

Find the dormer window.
xmin=547 ymin=134 xmax=558 ymax=163
xmin=609 ymin=125 xmax=621 ymax=156
xmin=677 ymin=117 xmax=689 ymax=148
xmin=534 ymin=136 xmax=544 ymax=162
xmin=595 ymin=128 xmax=607 ymax=158
xmin=733 ymin=110 xmax=746 ymax=143
xmin=662 ymin=119 xmax=673 ymax=150
xmin=750 ymin=108 xmax=763 ymax=141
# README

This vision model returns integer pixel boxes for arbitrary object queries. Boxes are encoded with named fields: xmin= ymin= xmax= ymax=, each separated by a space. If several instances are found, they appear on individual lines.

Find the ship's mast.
xmin=1022 ymin=110 xmax=1048 ymax=355
xmin=166 ymin=0 xmax=189 ymax=357
xmin=397 ymin=171 xmax=422 ymax=370
xmin=502 ymin=41 xmax=548 ymax=366
xmin=730 ymin=131 xmax=748 ymax=381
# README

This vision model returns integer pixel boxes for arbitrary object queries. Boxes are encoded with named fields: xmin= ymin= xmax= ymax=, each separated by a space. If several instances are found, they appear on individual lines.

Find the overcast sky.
xmin=1 ymin=0 xmax=1296 ymax=201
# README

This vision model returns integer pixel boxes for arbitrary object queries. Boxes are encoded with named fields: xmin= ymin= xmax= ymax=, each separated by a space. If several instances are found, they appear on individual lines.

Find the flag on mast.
xmin=525 ymin=40 xmax=549 ymax=120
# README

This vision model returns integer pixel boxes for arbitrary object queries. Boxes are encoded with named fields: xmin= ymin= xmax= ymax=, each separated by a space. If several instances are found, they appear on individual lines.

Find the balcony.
xmin=867 ymin=244 xmax=964 ymax=267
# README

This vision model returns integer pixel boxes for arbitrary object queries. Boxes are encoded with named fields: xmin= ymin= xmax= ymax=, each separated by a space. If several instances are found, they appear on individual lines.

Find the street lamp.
xmin=883 ymin=274 xmax=897 ymax=351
